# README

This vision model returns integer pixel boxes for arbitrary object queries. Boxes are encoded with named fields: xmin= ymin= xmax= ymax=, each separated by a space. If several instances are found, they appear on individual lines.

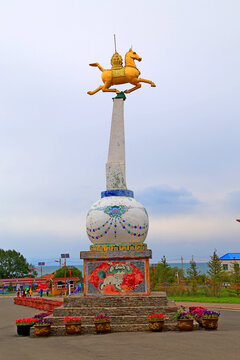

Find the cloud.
xmin=148 ymin=213 xmax=239 ymax=242
xmin=0 ymin=214 xmax=86 ymax=237
xmin=136 ymin=186 xmax=200 ymax=215
xmin=223 ymin=190 xmax=240 ymax=213
xmin=147 ymin=212 xmax=240 ymax=262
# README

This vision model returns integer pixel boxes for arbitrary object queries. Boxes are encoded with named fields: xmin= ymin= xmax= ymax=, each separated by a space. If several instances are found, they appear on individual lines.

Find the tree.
xmin=161 ymin=255 xmax=167 ymax=267
xmin=196 ymin=273 xmax=208 ymax=285
xmin=54 ymin=266 xmax=82 ymax=279
xmin=159 ymin=256 xmax=178 ymax=283
xmin=177 ymin=268 xmax=185 ymax=283
xmin=150 ymin=256 xmax=178 ymax=290
xmin=187 ymin=256 xmax=199 ymax=294
xmin=231 ymin=261 xmax=240 ymax=296
xmin=207 ymin=249 xmax=223 ymax=296
xmin=220 ymin=271 xmax=232 ymax=284
xmin=0 ymin=249 xmax=34 ymax=278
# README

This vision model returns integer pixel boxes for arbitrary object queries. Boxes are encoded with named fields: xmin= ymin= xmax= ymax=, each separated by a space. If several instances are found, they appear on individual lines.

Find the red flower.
xmin=147 ymin=313 xmax=166 ymax=319
xmin=64 ymin=316 xmax=82 ymax=324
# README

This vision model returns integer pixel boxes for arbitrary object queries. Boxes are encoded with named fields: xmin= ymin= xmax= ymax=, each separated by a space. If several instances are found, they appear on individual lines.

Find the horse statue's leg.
xmin=137 ymin=78 xmax=156 ymax=87
xmin=124 ymin=78 xmax=156 ymax=93
xmin=102 ymin=81 xmax=120 ymax=94
xmin=124 ymin=80 xmax=141 ymax=94
xmin=87 ymin=85 xmax=103 ymax=95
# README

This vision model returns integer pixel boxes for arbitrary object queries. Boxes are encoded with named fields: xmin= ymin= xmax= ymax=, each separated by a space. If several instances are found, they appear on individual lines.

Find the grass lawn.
xmin=167 ymin=295 xmax=240 ymax=303
xmin=167 ymin=288 xmax=240 ymax=303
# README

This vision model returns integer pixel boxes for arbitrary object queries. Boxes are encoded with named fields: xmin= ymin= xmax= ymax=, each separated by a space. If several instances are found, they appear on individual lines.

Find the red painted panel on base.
xmin=87 ymin=260 xmax=145 ymax=294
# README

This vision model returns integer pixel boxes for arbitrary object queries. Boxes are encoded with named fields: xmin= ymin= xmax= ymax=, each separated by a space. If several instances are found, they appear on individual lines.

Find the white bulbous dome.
xmin=86 ymin=196 xmax=149 ymax=244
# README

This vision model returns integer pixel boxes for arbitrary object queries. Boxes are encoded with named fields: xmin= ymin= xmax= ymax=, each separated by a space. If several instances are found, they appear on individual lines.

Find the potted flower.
xmin=33 ymin=311 xmax=53 ymax=320
xmin=189 ymin=306 xmax=206 ymax=327
xmin=201 ymin=310 xmax=220 ymax=330
xmin=94 ymin=314 xmax=110 ymax=334
xmin=16 ymin=318 xmax=38 ymax=336
xmin=34 ymin=318 xmax=53 ymax=337
xmin=64 ymin=316 xmax=82 ymax=335
xmin=147 ymin=314 xmax=166 ymax=332
xmin=173 ymin=307 xmax=194 ymax=331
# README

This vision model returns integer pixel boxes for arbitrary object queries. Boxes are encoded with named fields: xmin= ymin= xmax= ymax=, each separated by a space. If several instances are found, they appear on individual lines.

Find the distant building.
xmin=0 ymin=276 xmax=49 ymax=287
xmin=0 ymin=273 xmax=55 ymax=292
xmin=52 ymin=277 xmax=80 ymax=296
xmin=219 ymin=253 xmax=240 ymax=272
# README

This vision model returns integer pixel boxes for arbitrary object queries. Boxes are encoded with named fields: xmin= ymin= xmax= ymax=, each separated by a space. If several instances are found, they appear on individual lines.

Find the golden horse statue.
xmin=87 ymin=49 xmax=156 ymax=95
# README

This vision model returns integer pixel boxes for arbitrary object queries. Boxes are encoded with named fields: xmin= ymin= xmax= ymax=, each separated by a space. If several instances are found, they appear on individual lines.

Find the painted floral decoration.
xmin=104 ymin=205 xmax=127 ymax=218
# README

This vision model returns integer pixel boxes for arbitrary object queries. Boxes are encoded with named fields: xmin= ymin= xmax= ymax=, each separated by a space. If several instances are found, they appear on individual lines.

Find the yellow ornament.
xmin=88 ymin=38 xmax=156 ymax=95
xmin=111 ymin=51 xmax=123 ymax=69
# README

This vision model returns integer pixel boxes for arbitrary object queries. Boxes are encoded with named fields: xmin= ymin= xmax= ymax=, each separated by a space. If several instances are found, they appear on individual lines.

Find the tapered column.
xmin=106 ymin=98 xmax=127 ymax=190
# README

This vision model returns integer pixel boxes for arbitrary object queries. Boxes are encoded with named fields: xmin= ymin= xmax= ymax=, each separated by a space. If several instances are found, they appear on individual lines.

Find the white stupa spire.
xmin=106 ymin=97 xmax=127 ymax=190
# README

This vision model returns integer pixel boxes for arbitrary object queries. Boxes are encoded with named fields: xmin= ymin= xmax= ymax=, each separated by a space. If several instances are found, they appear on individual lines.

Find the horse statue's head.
xmin=125 ymin=48 xmax=142 ymax=62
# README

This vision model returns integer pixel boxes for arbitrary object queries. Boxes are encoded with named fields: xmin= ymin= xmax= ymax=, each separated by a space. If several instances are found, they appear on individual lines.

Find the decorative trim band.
xmin=90 ymin=243 xmax=147 ymax=252
xmin=101 ymin=189 xmax=134 ymax=198
xmin=80 ymin=249 xmax=152 ymax=259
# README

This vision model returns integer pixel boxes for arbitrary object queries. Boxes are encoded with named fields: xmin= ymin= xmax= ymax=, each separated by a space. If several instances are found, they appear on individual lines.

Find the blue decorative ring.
xmin=101 ymin=189 xmax=134 ymax=198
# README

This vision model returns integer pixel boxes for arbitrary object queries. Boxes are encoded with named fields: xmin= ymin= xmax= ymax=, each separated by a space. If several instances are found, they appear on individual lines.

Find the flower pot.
xmin=94 ymin=321 xmax=111 ymax=334
xmin=195 ymin=316 xmax=203 ymax=328
xmin=65 ymin=323 xmax=82 ymax=335
xmin=202 ymin=318 xmax=218 ymax=330
xmin=148 ymin=320 xmax=164 ymax=332
xmin=177 ymin=319 xmax=193 ymax=331
xmin=17 ymin=325 xmax=31 ymax=336
xmin=34 ymin=325 xmax=51 ymax=337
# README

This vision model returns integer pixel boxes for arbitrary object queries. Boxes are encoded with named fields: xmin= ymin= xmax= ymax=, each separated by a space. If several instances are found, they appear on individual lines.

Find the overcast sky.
xmin=0 ymin=1 xmax=240 ymax=265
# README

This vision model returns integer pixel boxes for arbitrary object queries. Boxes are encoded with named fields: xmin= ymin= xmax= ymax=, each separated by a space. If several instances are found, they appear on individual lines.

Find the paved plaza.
xmin=0 ymin=296 xmax=239 ymax=360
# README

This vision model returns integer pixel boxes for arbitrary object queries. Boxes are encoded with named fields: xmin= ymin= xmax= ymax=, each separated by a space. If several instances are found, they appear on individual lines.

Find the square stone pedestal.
xmin=41 ymin=292 xmax=178 ymax=336
xmin=80 ymin=244 xmax=152 ymax=296
xmin=31 ymin=245 xmax=179 ymax=336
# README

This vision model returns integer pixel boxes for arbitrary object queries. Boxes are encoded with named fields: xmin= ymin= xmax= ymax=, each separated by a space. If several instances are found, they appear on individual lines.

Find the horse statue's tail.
xmin=89 ymin=63 xmax=105 ymax=72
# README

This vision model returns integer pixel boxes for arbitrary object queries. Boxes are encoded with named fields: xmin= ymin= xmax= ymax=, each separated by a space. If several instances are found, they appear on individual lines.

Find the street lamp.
xmin=68 ymin=266 xmax=74 ymax=295
xmin=54 ymin=259 xmax=62 ymax=267
xmin=68 ymin=265 xmax=73 ymax=278
xmin=28 ymin=265 xmax=36 ymax=290
xmin=61 ymin=254 xmax=70 ymax=296
xmin=38 ymin=262 xmax=45 ymax=286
